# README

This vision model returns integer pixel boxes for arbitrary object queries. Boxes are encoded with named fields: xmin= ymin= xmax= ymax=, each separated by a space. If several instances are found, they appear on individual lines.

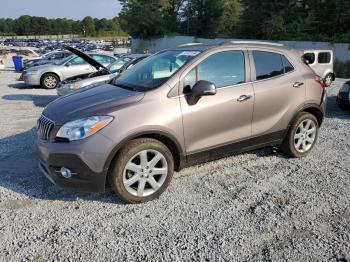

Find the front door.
xmin=179 ymin=50 xmax=254 ymax=158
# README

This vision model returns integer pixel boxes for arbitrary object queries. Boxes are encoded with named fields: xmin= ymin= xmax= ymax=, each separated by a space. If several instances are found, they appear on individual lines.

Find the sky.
xmin=0 ymin=0 xmax=122 ymax=20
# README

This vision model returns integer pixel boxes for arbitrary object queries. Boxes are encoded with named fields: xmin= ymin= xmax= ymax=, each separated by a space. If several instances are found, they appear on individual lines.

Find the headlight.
xmin=56 ymin=116 xmax=113 ymax=141
xmin=84 ymin=81 xmax=105 ymax=89
xmin=65 ymin=83 xmax=81 ymax=90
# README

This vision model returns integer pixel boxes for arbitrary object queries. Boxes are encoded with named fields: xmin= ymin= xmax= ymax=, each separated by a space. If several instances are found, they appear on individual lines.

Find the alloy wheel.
xmin=44 ymin=76 xmax=57 ymax=88
xmin=122 ymin=150 xmax=168 ymax=197
xmin=293 ymin=119 xmax=317 ymax=153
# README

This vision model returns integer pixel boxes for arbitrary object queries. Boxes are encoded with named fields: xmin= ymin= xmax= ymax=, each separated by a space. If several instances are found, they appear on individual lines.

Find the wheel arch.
xmin=40 ymin=71 xmax=61 ymax=83
xmin=289 ymin=104 xmax=325 ymax=129
xmin=104 ymin=130 xmax=186 ymax=177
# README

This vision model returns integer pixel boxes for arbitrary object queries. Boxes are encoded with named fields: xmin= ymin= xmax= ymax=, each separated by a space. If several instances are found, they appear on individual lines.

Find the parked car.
xmin=37 ymin=41 xmax=327 ymax=203
xmin=57 ymin=54 xmax=148 ymax=96
xmin=23 ymin=50 xmax=72 ymax=69
xmin=303 ymin=50 xmax=335 ymax=86
xmin=337 ymin=80 xmax=350 ymax=110
xmin=23 ymin=48 xmax=117 ymax=89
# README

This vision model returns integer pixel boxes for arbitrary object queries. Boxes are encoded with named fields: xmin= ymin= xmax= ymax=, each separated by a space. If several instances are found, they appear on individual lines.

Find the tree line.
xmin=119 ymin=0 xmax=350 ymax=42
xmin=0 ymin=16 xmax=127 ymax=37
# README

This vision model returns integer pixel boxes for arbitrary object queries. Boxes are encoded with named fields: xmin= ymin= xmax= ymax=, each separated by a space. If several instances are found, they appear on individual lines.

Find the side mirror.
xmin=65 ymin=63 xmax=71 ymax=67
xmin=191 ymin=80 xmax=217 ymax=97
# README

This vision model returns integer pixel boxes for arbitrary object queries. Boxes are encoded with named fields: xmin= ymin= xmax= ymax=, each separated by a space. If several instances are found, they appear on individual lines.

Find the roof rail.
xmin=230 ymin=41 xmax=284 ymax=47
xmin=177 ymin=42 xmax=203 ymax=47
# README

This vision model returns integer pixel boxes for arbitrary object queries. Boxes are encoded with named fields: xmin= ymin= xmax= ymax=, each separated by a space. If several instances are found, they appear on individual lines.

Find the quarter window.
xmin=318 ymin=52 xmax=331 ymax=64
xmin=281 ymin=56 xmax=294 ymax=73
xmin=253 ymin=51 xmax=284 ymax=80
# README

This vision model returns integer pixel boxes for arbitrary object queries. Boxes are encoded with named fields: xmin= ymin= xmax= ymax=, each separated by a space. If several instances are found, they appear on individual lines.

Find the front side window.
xmin=318 ymin=52 xmax=331 ymax=64
xmin=183 ymin=50 xmax=245 ymax=90
xmin=253 ymin=51 xmax=284 ymax=80
xmin=92 ymin=55 xmax=114 ymax=64
xmin=70 ymin=57 xmax=87 ymax=65
xmin=115 ymin=50 xmax=201 ymax=91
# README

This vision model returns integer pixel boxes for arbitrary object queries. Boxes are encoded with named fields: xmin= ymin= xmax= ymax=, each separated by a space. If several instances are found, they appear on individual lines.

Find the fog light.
xmin=60 ymin=167 xmax=72 ymax=178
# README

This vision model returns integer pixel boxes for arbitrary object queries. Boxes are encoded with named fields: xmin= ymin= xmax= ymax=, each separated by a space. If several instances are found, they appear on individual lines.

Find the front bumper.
xmin=37 ymin=133 xmax=115 ymax=193
xmin=24 ymin=73 xmax=41 ymax=86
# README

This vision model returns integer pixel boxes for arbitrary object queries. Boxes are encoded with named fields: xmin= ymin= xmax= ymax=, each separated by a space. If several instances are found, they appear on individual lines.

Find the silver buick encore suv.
xmin=37 ymin=41 xmax=327 ymax=203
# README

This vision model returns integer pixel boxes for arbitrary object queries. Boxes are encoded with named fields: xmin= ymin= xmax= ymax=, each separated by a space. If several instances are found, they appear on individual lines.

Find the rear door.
xmin=249 ymin=49 xmax=305 ymax=137
xmin=179 ymin=49 xmax=254 ymax=156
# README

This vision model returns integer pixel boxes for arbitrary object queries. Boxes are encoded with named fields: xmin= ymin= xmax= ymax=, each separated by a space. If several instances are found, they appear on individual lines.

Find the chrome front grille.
xmin=37 ymin=115 xmax=55 ymax=141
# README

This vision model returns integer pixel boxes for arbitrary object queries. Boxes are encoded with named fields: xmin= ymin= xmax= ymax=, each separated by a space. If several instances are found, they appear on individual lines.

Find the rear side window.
xmin=198 ymin=51 xmax=245 ymax=88
xmin=253 ymin=51 xmax=284 ymax=80
xmin=303 ymin=53 xmax=315 ymax=64
xmin=318 ymin=52 xmax=331 ymax=64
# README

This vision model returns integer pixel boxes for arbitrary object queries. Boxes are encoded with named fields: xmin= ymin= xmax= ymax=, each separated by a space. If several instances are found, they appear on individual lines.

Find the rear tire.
xmin=109 ymin=138 xmax=174 ymax=204
xmin=41 ymin=73 xmax=59 ymax=89
xmin=324 ymin=73 xmax=333 ymax=87
xmin=280 ymin=112 xmax=319 ymax=158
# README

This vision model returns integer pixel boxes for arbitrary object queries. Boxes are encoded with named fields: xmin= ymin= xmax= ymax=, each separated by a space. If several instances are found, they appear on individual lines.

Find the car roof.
xmin=169 ymin=41 xmax=293 ymax=52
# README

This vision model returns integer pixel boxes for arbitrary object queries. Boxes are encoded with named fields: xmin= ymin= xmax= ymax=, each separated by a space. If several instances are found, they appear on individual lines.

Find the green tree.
xmin=82 ymin=16 xmax=96 ymax=36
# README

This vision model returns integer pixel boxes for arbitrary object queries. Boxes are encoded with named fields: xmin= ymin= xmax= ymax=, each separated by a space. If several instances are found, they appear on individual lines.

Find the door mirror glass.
xmin=191 ymin=80 xmax=217 ymax=97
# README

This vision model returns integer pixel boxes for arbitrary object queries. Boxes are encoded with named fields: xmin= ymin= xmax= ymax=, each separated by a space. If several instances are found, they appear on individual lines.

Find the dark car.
xmin=337 ymin=80 xmax=350 ymax=109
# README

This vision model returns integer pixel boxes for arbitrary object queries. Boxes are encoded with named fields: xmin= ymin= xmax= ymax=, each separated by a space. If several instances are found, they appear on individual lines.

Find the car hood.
xmin=64 ymin=45 xmax=108 ymax=71
xmin=43 ymin=83 xmax=144 ymax=125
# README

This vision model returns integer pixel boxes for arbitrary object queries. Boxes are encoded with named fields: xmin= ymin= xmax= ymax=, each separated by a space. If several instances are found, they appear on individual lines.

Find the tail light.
xmin=314 ymin=75 xmax=326 ymax=90
xmin=0 ymin=60 xmax=3 ymax=65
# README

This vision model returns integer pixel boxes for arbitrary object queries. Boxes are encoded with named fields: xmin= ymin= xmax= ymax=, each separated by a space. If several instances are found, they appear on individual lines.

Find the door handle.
xmin=237 ymin=95 xmax=252 ymax=102
xmin=293 ymin=82 xmax=304 ymax=88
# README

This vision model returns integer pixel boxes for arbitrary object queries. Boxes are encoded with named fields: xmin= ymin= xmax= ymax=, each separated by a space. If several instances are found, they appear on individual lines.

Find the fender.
xmin=103 ymin=129 xmax=186 ymax=172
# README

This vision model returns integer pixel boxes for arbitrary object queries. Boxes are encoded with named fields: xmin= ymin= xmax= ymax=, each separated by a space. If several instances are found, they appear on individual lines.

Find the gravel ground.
xmin=0 ymin=58 xmax=349 ymax=261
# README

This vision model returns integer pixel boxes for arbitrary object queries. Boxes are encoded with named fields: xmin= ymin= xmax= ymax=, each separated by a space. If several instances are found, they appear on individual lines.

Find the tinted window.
xmin=198 ymin=51 xmax=245 ymax=88
xmin=281 ymin=56 xmax=294 ymax=73
xmin=253 ymin=51 xmax=284 ymax=80
xmin=303 ymin=53 xmax=315 ymax=64
xmin=318 ymin=52 xmax=331 ymax=64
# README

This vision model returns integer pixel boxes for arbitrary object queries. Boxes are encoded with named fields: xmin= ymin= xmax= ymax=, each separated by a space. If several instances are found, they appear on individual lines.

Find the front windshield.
xmin=114 ymin=50 xmax=201 ymax=91
xmin=54 ymin=55 xmax=74 ymax=65
xmin=108 ymin=57 xmax=132 ymax=73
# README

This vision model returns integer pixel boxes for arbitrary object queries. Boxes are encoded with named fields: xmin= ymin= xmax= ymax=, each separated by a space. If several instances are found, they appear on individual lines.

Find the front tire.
xmin=41 ymin=73 xmax=59 ymax=89
xmin=280 ymin=112 xmax=319 ymax=158
xmin=109 ymin=138 xmax=174 ymax=204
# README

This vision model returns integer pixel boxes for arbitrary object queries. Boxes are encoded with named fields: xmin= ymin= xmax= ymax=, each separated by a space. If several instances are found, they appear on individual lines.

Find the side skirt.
xmin=184 ymin=130 xmax=286 ymax=168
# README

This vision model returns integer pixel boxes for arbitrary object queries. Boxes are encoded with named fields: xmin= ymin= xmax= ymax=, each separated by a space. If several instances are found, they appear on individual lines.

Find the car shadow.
xmin=325 ymin=95 xmax=350 ymax=120
xmin=8 ymin=83 xmax=40 ymax=90
xmin=0 ymin=128 xmax=123 ymax=204
xmin=2 ymin=94 xmax=57 ymax=108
